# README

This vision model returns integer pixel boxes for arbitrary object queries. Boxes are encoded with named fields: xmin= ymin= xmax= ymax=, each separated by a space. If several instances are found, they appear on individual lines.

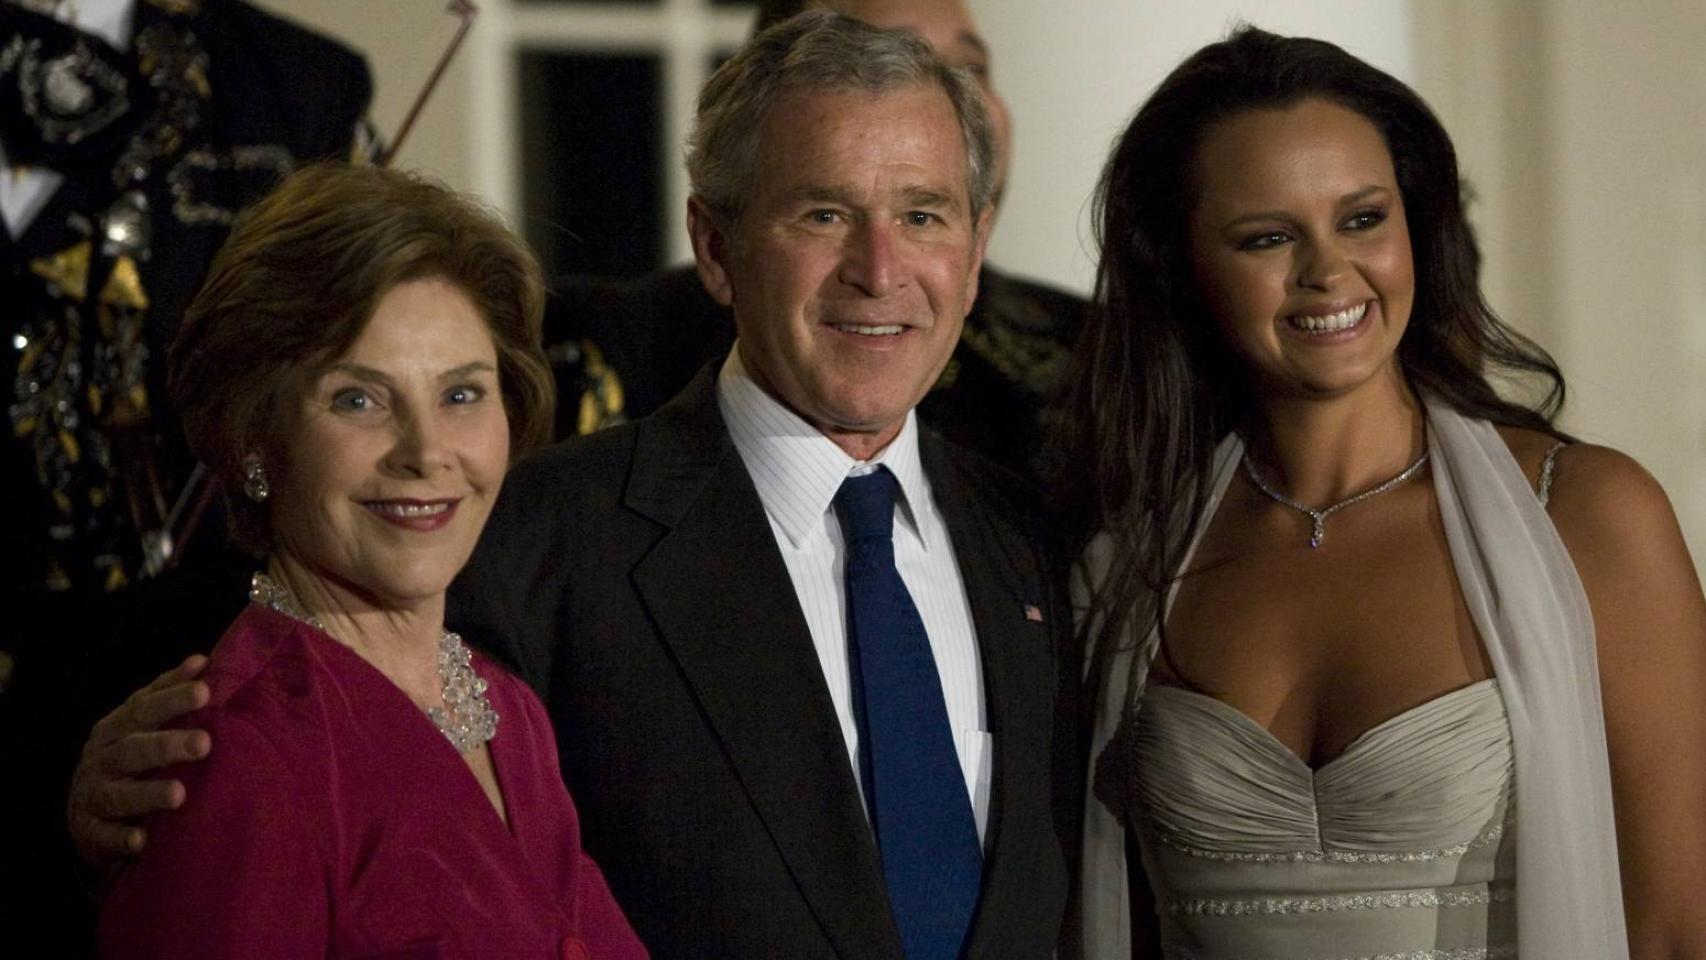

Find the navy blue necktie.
xmin=834 ymin=468 xmax=982 ymax=960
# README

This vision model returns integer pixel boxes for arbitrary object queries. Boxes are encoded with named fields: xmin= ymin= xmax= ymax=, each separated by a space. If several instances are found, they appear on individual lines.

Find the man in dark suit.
xmin=69 ymin=12 xmax=1073 ymax=958
xmin=553 ymin=0 xmax=1086 ymax=482
xmin=461 ymin=14 xmax=1074 ymax=954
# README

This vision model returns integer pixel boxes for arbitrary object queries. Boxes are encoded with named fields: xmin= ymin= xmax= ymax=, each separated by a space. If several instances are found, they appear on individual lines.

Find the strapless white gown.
xmin=1102 ymin=677 xmax=1516 ymax=960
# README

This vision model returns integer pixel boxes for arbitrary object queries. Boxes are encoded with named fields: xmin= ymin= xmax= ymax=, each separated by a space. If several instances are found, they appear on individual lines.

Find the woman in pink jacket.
xmin=98 ymin=164 xmax=647 ymax=960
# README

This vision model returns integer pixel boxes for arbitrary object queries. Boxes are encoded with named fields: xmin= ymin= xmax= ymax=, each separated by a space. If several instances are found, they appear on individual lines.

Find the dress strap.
xmin=1537 ymin=441 xmax=1568 ymax=507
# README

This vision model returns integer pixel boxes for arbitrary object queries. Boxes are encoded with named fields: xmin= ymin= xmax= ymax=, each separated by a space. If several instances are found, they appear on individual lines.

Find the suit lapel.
xmin=922 ymin=432 xmax=1054 ymax=953
xmin=625 ymin=372 xmax=904 ymax=959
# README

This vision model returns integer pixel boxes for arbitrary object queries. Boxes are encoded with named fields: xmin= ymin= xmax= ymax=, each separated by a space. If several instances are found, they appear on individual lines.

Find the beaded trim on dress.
xmin=1152 ymin=813 xmax=1509 ymax=865
xmin=1164 ymin=886 xmax=1514 ymax=918
xmin=1339 ymin=948 xmax=1515 ymax=960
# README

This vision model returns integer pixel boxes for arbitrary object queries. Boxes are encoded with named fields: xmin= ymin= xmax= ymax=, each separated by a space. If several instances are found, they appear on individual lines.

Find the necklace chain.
xmin=1241 ymin=446 xmax=1430 ymax=548
xmin=248 ymin=572 xmax=498 ymax=752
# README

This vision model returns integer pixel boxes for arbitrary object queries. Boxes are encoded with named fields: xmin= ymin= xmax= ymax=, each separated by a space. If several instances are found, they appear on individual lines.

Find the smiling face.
xmin=1188 ymin=97 xmax=1415 ymax=402
xmin=691 ymin=83 xmax=988 ymax=458
xmin=266 ymin=277 xmax=510 ymax=614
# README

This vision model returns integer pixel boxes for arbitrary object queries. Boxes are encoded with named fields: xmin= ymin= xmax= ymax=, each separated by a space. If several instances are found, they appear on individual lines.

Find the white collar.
xmin=716 ymin=345 xmax=936 ymax=552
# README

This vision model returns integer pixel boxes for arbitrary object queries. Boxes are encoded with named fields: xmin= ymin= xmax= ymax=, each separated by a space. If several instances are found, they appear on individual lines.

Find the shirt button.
xmin=559 ymin=936 xmax=591 ymax=960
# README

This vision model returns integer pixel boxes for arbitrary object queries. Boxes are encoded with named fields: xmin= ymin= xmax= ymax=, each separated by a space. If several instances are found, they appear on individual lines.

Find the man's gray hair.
xmin=687 ymin=10 xmax=997 ymax=228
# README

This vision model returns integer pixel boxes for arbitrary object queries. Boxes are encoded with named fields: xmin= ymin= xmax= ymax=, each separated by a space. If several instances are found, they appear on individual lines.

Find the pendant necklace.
xmin=1241 ymin=444 xmax=1430 ymax=548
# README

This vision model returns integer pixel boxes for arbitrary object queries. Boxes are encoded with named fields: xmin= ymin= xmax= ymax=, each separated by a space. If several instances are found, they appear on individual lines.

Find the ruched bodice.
xmin=1111 ymin=677 xmax=1516 ymax=959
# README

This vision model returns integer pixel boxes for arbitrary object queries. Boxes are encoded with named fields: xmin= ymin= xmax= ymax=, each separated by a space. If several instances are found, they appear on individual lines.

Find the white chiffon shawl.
xmin=1075 ymin=399 xmax=1629 ymax=959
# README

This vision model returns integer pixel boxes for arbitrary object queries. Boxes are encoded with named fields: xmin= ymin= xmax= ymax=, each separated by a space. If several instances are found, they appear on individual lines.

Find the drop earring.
xmin=241 ymin=455 xmax=269 ymax=503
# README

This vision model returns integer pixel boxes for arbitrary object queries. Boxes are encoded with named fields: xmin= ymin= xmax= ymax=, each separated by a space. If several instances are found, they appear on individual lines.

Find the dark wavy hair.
xmin=1059 ymin=26 xmax=1567 ymax=684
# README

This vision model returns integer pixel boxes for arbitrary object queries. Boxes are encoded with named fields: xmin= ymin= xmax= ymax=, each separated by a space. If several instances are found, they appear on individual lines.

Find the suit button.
xmin=559 ymin=936 xmax=591 ymax=960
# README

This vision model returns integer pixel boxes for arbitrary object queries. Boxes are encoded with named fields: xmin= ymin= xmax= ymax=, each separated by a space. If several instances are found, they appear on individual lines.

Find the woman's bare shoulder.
xmin=1493 ymin=425 xmax=1665 ymax=517
xmin=1521 ymin=440 xmax=1697 ymax=644
xmin=1536 ymin=441 xmax=1671 ymax=531
xmin=1526 ymin=444 xmax=1706 ymax=939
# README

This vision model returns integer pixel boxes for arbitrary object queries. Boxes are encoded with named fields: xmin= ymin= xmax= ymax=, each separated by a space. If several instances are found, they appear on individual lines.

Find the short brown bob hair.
xmin=170 ymin=163 xmax=555 ymax=556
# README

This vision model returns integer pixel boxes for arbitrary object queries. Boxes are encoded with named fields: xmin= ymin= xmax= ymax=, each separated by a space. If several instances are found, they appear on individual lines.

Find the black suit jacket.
xmin=450 ymin=370 xmax=1073 ymax=958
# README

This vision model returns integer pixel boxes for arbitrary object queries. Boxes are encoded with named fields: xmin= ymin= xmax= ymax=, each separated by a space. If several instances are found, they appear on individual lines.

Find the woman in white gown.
xmin=1063 ymin=27 xmax=1706 ymax=960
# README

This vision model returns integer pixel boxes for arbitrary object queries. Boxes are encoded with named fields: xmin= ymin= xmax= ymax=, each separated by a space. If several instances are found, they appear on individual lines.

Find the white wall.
xmin=978 ymin=0 xmax=1415 ymax=296
xmin=1415 ymin=1 xmax=1706 ymax=579
xmin=1546 ymin=2 xmax=1706 ymax=577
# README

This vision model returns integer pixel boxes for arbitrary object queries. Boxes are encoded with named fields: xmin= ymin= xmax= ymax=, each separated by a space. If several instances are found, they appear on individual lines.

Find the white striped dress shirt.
xmin=716 ymin=346 xmax=992 ymax=841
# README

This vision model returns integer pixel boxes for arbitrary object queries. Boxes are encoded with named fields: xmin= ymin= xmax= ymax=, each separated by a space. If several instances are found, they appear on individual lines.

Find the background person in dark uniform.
xmin=553 ymin=0 xmax=1087 ymax=482
xmin=0 ymin=0 xmax=370 ymax=951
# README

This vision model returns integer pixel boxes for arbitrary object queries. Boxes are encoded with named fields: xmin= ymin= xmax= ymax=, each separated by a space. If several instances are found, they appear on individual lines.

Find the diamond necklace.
xmin=1240 ymin=445 xmax=1430 ymax=548
xmin=248 ymin=572 xmax=499 ymax=752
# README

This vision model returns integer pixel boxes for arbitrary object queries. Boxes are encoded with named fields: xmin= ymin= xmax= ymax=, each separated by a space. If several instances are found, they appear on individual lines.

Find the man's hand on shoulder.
xmin=68 ymin=655 xmax=214 ymax=864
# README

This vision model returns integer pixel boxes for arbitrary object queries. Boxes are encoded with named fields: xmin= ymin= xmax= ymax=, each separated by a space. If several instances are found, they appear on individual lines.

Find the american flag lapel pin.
xmin=1023 ymin=604 xmax=1044 ymax=623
